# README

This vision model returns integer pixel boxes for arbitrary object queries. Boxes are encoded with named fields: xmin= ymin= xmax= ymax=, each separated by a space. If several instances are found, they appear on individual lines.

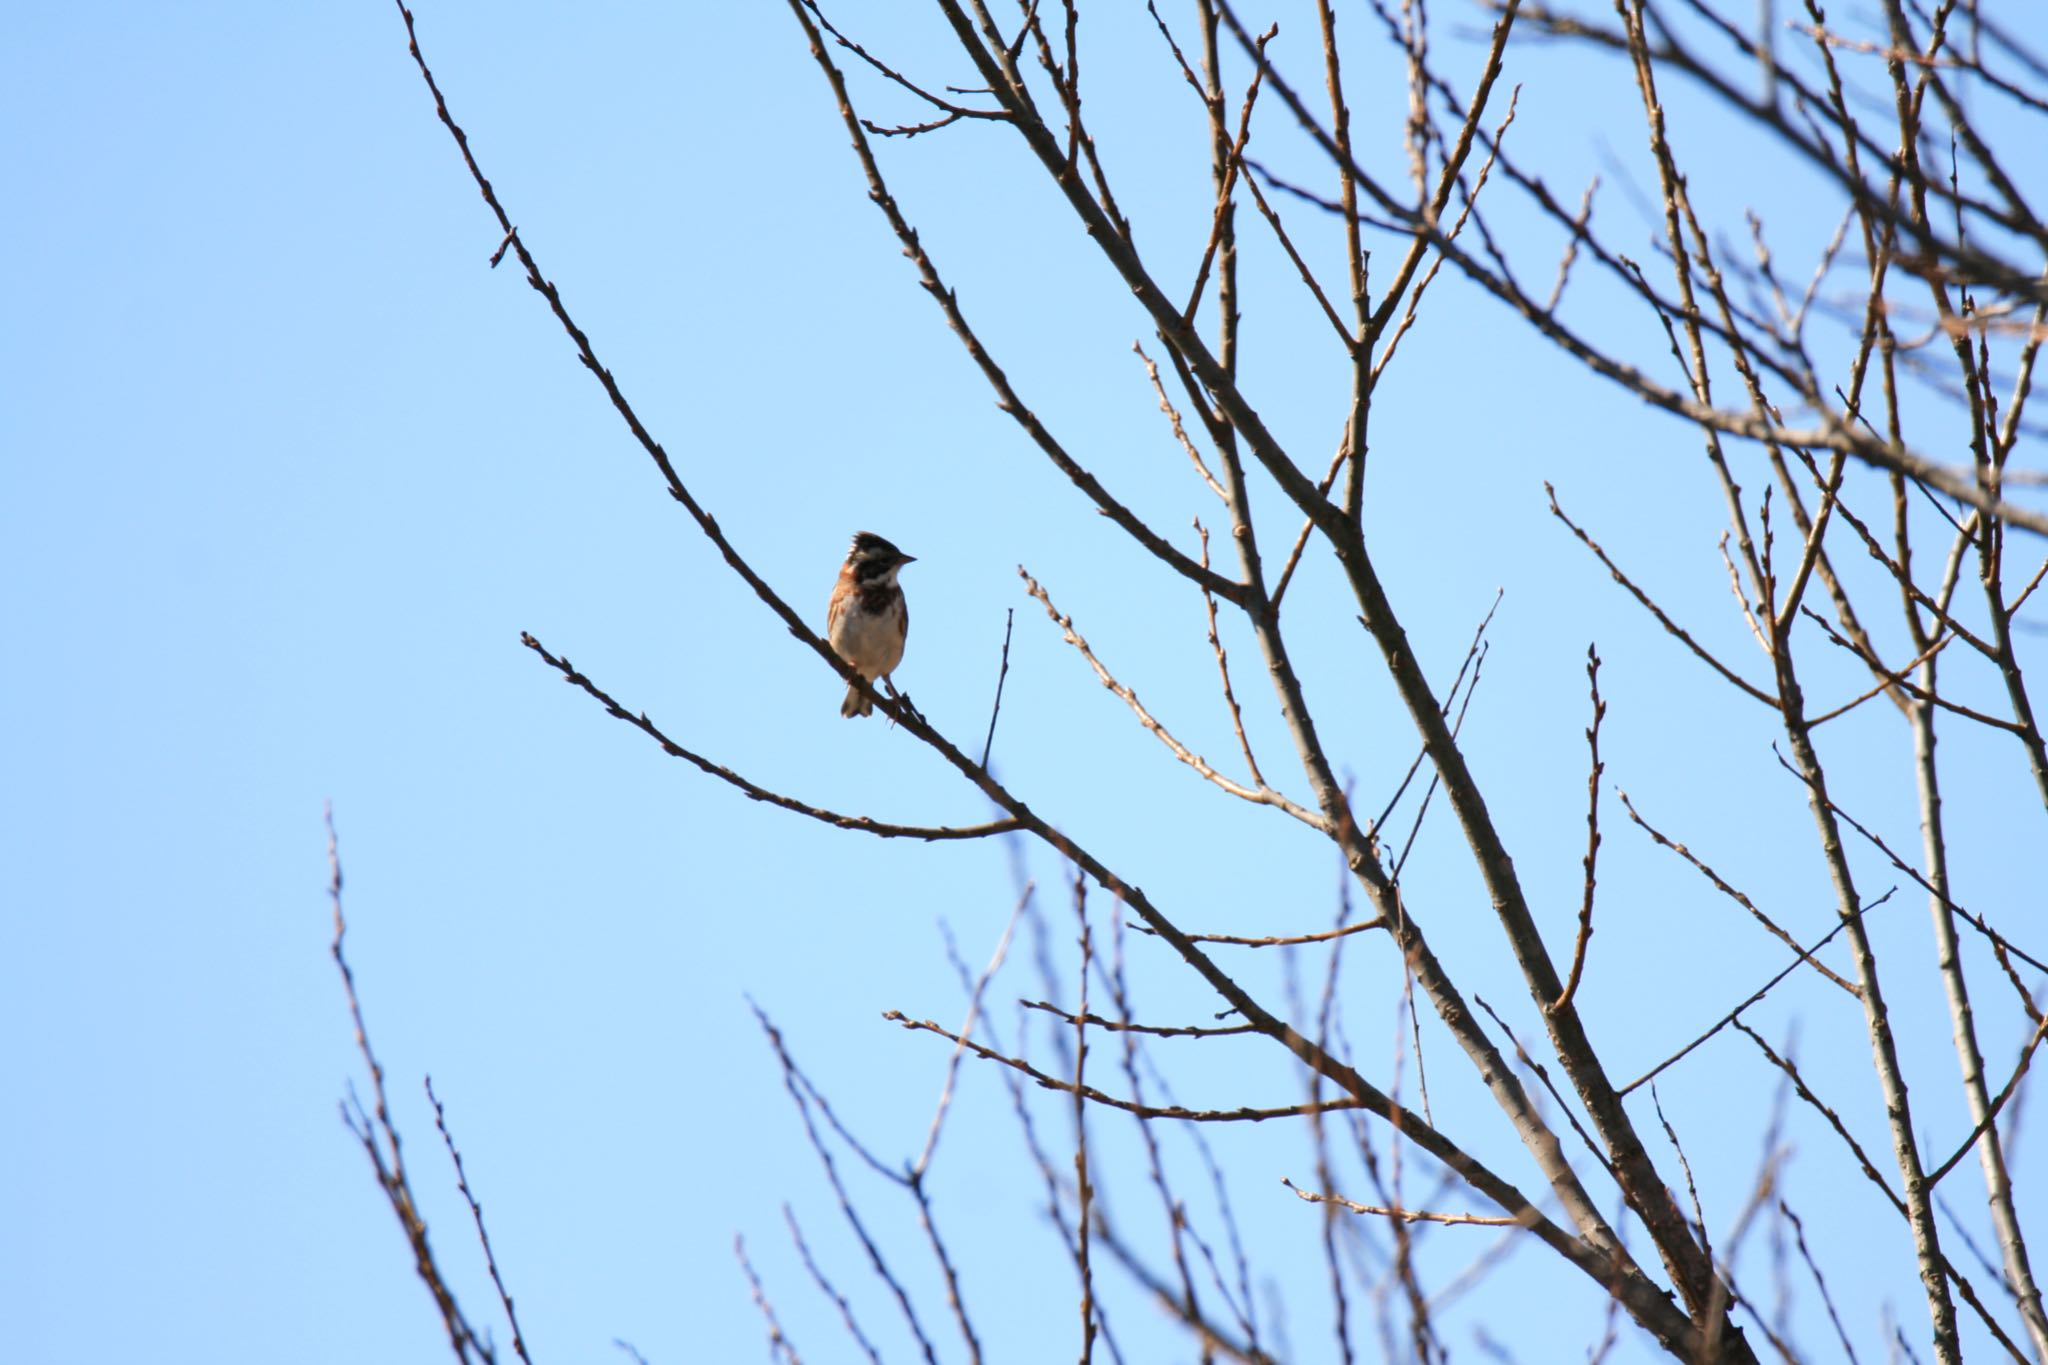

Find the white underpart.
xmin=831 ymin=564 xmax=906 ymax=681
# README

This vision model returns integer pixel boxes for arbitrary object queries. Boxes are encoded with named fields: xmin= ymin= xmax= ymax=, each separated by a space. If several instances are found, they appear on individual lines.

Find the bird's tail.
xmin=841 ymin=681 xmax=873 ymax=718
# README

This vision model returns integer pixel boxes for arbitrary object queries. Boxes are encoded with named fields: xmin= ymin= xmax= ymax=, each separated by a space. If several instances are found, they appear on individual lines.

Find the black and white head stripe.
xmin=850 ymin=531 xmax=902 ymax=560
xmin=848 ymin=532 xmax=913 ymax=580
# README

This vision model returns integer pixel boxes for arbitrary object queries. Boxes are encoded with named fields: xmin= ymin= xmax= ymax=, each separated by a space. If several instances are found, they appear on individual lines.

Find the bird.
xmin=827 ymin=531 xmax=916 ymax=718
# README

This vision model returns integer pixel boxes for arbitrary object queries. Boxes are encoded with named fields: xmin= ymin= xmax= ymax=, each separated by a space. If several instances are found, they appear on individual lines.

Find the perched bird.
xmin=827 ymin=531 xmax=915 ymax=718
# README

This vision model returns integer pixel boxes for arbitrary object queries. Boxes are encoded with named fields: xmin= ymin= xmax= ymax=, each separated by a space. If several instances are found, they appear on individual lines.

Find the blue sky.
xmin=5 ymin=3 xmax=2045 ymax=1362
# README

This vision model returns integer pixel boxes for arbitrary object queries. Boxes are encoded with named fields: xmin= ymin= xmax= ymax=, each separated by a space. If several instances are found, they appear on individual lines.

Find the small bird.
xmin=827 ymin=531 xmax=916 ymax=718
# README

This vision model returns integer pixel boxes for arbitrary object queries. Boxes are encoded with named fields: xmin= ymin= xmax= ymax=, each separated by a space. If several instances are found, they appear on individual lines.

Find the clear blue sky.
xmin=4 ymin=4 xmax=2043 ymax=1362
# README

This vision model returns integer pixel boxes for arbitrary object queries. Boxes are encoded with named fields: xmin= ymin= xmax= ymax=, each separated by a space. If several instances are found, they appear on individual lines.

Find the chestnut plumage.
xmin=827 ymin=532 xmax=915 ymax=718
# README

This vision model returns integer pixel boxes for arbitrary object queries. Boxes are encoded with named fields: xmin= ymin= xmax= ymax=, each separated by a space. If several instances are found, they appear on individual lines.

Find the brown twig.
xmin=1019 ymin=568 xmax=1327 ymax=830
xmin=1298 ymin=882 xmax=1362 ymax=1365
xmin=1545 ymin=176 xmax=1599 ymax=312
xmin=1131 ymin=916 xmax=1389 ymax=949
xmin=1806 ymin=628 xmax=1958 ymax=727
xmin=1771 ymin=748 xmax=2048 ymax=978
xmin=1780 ymin=1200 xmax=1862 ymax=1364
xmin=1739 ymin=1022 xmax=1900 ymax=1214
xmin=1196 ymin=521 xmax=1268 ymax=790
xmin=1239 ymin=162 xmax=1354 ymax=346
xmin=885 ymin=1009 xmax=1363 ymax=1122
xmin=1369 ymin=85 xmax=1523 ymax=388
xmin=1550 ymin=645 xmax=1605 ymax=1013
xmin=1181 ymin=23 xmax=1275 ymax=328
xmin=1618 ymin=889 xmax=1893 ymax=1095
xmin=978 ymin=608 xmax=1015 ymax=771
xmin=1548 ymin=484 xmax=1780 ymax=706
xmin=1364 ymin=0 xmax=1527 ymax=346
xmin=800 ymin=0 xmax=1005 ymax=126
xmin=752 ymin=1003 xmax=941 ymax=1365
xmin=916 ymin=885 xmax=1029 ymax=1179
xmin=1282 ymin=1178 xmax=1525 ymax=1228
xmin=1649 ymin=1084 xmax=1710 ymax=1264
xmin=1472 ymin=994 xmax=1617 ymax=1179
xmin=1180 ymin=1066 xmax=1262 ymax=1351
xmin=1090 ymin=1217 xmax=1275 ymax=1364
xmin=735 ymin=1235 xmax=803 ymax=1365
xmin=1093 ymin=913 xmax=1204 ymax=1350
xmin=1618 ymin=789 xmax=1861 ymax=996
xmin=1266 ymin=436 xmax=1357 ymax=610
xmin=1737 ymin=1020 xmax=2035 ymax=1358
xmin=1803 ymin=606 xmax=2027 ymax=733
xmin=1926 ymin=1009 xmax=2048 ymax=1186
xmin=783 ymin=1206 xmax=886 ymax=1365
xmin=1136 ymin=343 xmax=1226 ymax=500
xmin=1369 ymin=590 xmax=1503 ymax=842
xmin=1022 ymin=999 xmax=1258 ymax=1038
xmin=1072 ymin=875 xmax=1099 ymax=1364
xmin=522 ymin=632 xmax=1019 ymax=841
xmin=1388 ymin=637 xmax=1489 ymax=882
xmin=329 ymin=804 xmax=496 ymax=1365
xmin=426 ymin=1078 xmax=535 ymax=1365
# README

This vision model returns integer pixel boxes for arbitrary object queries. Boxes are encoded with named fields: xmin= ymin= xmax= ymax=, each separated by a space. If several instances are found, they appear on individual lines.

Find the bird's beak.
xmin=900 ymin=554 xmax=918 ymax=565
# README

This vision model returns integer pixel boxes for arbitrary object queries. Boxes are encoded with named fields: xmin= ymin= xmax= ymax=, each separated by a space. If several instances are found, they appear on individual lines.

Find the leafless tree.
xmin=341 ymin=1 xmax=2046 ymax=1360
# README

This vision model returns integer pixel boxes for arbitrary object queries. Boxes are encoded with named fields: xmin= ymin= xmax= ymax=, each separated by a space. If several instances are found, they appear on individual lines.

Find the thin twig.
xmin=1737 ymin=1021 xmax=1903 ymax=1213
xmin=979 ymin=609 xmax=1015 ymax=770
xmin=1073 ymin=874 xmax=1099 ymax=1365
xmin=1136 ymin=343 xmax=1227 ymax=500
xmin=1545 ymin=176 xmax=1599 ymax=312
xmin=784 ymin=1205 xmax=886 ymax=1365
xmin=1197 ymin=521 xmax=1268 ymax=790
xmin=1619 ymin=789 xmax=1861 ymax=996
xmin=522 ymin=632 xmax=1019 ymax=842
xmin=885 ymin=1009 xmax=1366 ymax=1122
xmin=1130 ymin=916 xmax=1389 ymax=949
xmin=1772 ymin=748 xmax=2048 ymax=978
xmin=1726 ymin=1021 xmax=2029 ymax=1361
xmin=1926 ymin=1010 xmax=2048 ymax=1185
xmin=1095 ymin=912 xmax=1203 ymax=1346
xmin=1649 ymin=1084 xmax=1710 ymax=1263
xmin=752 ymin=1004 xmax=941 ymax=1365
xmin=1618 ymin=889 xmax=1894 ymax=1095
xmin=1780 ymin=1200 xmax=1862 ymax=1364
xmin=916 ymin=886 xmax=1030 ymax=1177
xmin=1473 ymin=994 xmax=1617 ymax=1179
xmin=735 ymin=1235 xmax=803 ymax=1365
xmin=1019 ymin=569 xmax=1328 ymax=830
xmin=1022 ymin=999 xmax=1258 ymax=1038
xmin=1549 ymin=484 xmax=1780 ymax=706
xmin=329 ymin=804 xmax=494 ymax=1365
xmin=1550 ymin=645 xmax=1606 ymax=1013
xmin=426 ymin=1078 xmax=535 ymax=1365
xmin=1282 ymin=1179 xmax=1526 ymax=1228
